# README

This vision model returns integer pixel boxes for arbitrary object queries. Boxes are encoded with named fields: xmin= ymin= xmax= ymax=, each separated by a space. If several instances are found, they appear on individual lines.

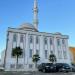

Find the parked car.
xmin=38 ymin=63 xmax=56 ymax=73
xmin=70 ymin=63 xmax=75 ymax=72
xmin=0 ymin=67 xmax=4 ymax=71
xmin=54 ymin=63 xmax=71 ymax=72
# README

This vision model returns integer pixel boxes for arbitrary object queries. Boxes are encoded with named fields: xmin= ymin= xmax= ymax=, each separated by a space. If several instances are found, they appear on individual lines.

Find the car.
xmin=0 ymin=67 xmax=4 ymax=71
xmin=38 ymin=63 xmax=56 ymax=73
xmin=54 ymin=63 xmax=71 ymax=72
xmin=70 ymin=63 xmax=75 ymax=72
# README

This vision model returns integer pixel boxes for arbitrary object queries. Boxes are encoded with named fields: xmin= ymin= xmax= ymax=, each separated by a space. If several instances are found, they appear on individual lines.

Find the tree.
xmin=12 ymin=47 xmax=23 ymax=69
xmin=32 ymin=54 xmax=40 ymax=68
xmin=49 ymin=51 xmax=57 ymax=64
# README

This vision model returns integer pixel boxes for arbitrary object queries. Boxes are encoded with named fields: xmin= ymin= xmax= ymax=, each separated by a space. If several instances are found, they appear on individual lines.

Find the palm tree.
xmin=32 ymin=54 xmax=40 ymax=68
xmin=49 ymin=51 xmax=57 ymax=64
xmin=12 ymin=46 xmax=23 ymax=69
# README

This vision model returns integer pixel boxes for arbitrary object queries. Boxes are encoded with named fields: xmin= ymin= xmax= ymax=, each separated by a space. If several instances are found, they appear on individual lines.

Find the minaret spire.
xmin=33 ymin=0 xmax=38 ymax=30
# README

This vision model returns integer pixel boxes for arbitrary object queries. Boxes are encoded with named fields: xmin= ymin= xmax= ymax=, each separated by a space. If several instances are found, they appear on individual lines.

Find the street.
xmin=0 ymin=71 xmax=75 ymax=75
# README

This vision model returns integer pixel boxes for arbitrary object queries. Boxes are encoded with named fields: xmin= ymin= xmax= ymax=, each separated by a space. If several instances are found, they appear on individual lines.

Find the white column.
xmin=33 ymin=35 xmax=36 ymax=54
xmin=16 ymin=33 xmax=20 ymax=47
xmin=40 ymin=35 xmax=44 ymax=63
xmin=53 ymin=37 xmax=58 ymax=63
xmin=47 ymin=37 xmax=50 ymax=62
xmin=23 ymin=34 xmax=26 ymax=65
xmin=25 ymin=33 xmax=29 ymax=64
xmin=6 ymin=32 xmax=13 ymax=69
xmin=65 ymin=39 xmax=71 ymax=64
xmin=60 ymin=38 xmax=64 ymax=63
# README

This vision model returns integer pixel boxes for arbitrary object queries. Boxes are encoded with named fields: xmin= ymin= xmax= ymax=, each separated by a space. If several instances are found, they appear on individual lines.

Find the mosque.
xmin=3 ymin=0 xmax=71 ymax=71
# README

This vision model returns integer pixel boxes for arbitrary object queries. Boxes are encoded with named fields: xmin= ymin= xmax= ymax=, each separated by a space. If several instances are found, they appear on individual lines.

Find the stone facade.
xmin=4 ymin=26 xmax=71 ymax=71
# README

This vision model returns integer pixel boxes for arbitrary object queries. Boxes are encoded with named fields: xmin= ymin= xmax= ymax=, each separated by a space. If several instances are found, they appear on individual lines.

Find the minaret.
xmin=33 ymin=0 xmax=38 ymax=30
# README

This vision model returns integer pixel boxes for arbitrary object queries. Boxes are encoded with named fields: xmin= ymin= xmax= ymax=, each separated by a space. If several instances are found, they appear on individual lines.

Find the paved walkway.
xmin=0 ymin=71 xmax=74 ymax=75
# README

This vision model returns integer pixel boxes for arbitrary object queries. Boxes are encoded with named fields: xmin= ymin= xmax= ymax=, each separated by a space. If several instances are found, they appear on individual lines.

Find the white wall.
xmin=4 ymin=28 xmax=71 ymax=71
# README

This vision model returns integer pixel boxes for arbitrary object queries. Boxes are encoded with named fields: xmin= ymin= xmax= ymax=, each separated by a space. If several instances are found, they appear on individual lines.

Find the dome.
xmin=19 ymin=23 xmax=35 ymax=29
xmin=54 ymin=32 xmax=61 ymax=35
xmin=19 ymin=23 xmax=38 ymax=32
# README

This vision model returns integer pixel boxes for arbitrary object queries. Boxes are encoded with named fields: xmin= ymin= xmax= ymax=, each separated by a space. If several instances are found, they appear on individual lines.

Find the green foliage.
xmin=32 ymin=54 xmax=40 ymax=62
xmin=32 ymin=54 xmax=40 ymax=68
xmin=12 ymin=46 xmax=23 ymax=68
xmin=12 ymin=47 xmax=23 ymax=57
xmin=49 ymin=53 xmax=57 ymax=63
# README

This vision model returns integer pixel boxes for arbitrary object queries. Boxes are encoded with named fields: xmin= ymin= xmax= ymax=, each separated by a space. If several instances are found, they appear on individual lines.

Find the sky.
xmin=0 ymin=0 xmax=75 ymax=58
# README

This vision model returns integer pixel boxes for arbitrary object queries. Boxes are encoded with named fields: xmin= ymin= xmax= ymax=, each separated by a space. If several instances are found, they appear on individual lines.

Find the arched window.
xmin=50 ymin=38 xmax=53 ymax=45
xmin=13 ymin=33 xmax=17 ymax=42
xmin=63 ymin=51 xmax=67 ymax=59
xmin=36 ymin=36 xmax=39 ymax=44
xmin=44 ymin=37 xmax=47 ymax=45
xmin=62 ymin=39 xmax=65 ymax=44
xmin=45 ymin=50 xmax=48 ymax=59
xmin=57 ymin=39 xmax=60 ymax=46
xmin=20 ymin=34 xmax=23 ymax=43
xmin=30 ymin=35 xmax=33 ymax=43
xmin=36 ymin=49 xmax=39 ymax=55
xmin=29 ymin=49 xmax=32 ymax=58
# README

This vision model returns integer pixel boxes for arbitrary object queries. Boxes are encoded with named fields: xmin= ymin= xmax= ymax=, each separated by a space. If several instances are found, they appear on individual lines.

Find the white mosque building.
xmin=3 ymin=0 xmax=71 ymax=71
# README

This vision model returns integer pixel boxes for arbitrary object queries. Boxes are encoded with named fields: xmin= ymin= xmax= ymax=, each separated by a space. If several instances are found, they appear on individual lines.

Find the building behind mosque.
xmin=3 ymin=0 xmax=71 ymax=71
